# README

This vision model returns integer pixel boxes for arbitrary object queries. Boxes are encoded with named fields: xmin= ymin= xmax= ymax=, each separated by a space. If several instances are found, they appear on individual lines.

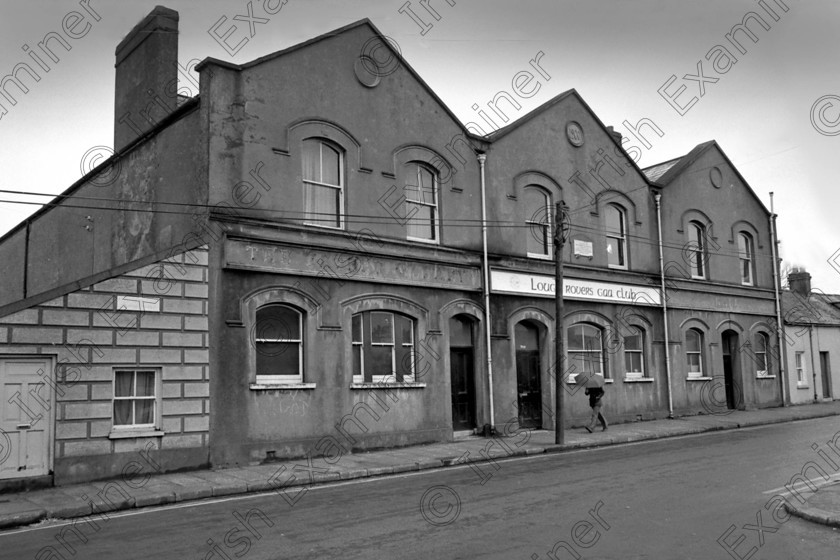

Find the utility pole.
xmin=554 ymin=201 xmax=568 ymax=445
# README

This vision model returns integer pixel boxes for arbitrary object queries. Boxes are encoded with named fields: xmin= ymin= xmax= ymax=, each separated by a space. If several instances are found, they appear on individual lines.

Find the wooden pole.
xmin=554 ymin=201 xmax=567 ymax=444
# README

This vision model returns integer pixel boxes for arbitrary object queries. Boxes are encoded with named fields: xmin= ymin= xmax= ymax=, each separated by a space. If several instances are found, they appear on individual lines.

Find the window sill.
xmin=566 ymin=378 xmax=613 ymax=384
xmin=109 ymin=429 xmax=165 ymax=440
xmin=250 ymin=383 xmax=316 ymax=391
xmin=797 ymin=384 xmax=810 ymax=390
xmin=624 ymin=377 xmax=653 ymax=383
xmin=608 ymin=264 xmax=628 ymax=270
xmin=303 ymin=222 xmax=344 ymax=231
xmin=527 ymin=253 xmax=553 ymax=260
xmin=756 ymin=375 xmax=776 ymax=379
xmin=406 ymin=236 xmax=440 ymax=245
xmin=686 ymin=376 xmax=712 ymax=381
xmin=350 ymin=382 xmax=427 ymax=389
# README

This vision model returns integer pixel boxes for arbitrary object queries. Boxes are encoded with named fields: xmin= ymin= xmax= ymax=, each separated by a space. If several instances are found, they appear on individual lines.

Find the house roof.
xmin=642 ymin=140 xmax=771 ymax=216
xmin=782 ymin=290 xmax=840 ymax=326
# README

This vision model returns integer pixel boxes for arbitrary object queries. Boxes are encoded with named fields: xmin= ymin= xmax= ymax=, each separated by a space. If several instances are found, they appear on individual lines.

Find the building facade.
xmin=0 ymin=8 xmax=784 ymax=487
xmin=783 ymin=270 xmax=840 ymax=404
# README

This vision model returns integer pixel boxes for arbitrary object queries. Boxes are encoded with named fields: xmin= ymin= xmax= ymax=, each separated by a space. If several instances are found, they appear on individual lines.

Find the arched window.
xmin=738 ymin=232 xmax=754 ymax=285
xmin=255 ymin=304 xmax=304 ymax=383
xmin=688 ymin=221 xmax=706 ymax=279
xmin=302 ymin=139 xmax=343 ymax=228
xmin=623 ymin=327 xmax=645 ymax=379
xmin=754 ymin=332 xmax=769 ymax=376
xmin=405 ymin=162 xmax=439 ymax=242
xmin=524 ymin=186 xmax=552 ymax=257
xmin=685 ymin=328 xmax=704 ymax=378
xmin=568 ymin=323 xmax=607 ymax=381
xmin=605 ymin=204 xmax=627 ymax=268
xmin=352 ymin=311 xmax=415 ymax=383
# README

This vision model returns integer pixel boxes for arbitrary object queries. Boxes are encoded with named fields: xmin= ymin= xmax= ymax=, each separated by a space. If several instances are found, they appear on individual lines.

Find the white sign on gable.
xmin=490 ymin=269 xmax=661 ymax=306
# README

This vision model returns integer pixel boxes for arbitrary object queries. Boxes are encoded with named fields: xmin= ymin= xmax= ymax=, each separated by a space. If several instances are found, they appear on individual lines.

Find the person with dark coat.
xmin=584 ymin=386 xmax=608 ymax=433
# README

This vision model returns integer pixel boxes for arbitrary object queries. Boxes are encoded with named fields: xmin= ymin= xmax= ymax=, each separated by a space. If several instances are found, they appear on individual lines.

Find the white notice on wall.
xmin=574 ymin=239 xmax=594 ymax=257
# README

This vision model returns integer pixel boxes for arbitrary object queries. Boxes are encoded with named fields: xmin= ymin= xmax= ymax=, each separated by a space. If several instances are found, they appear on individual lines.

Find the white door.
xmin=1 ymin=357 xmax=53 ymax=479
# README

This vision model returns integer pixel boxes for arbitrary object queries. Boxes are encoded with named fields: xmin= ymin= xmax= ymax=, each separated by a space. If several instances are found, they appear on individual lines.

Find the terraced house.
xmin=0 ymin=7 xmax=785 ymax=489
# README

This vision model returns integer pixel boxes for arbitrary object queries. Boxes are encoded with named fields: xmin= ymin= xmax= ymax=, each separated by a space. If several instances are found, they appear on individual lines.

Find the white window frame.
xmin=739 ymin=232 xmax=754 ymax=286
xmin=689 ymin=221 xmax=706 ymax=279
xmin=606 ymin=204 xmax=627 ymax=269
xmin=796 ymin=351 xmax=807 ymax=386
xmin=352 ymin=311 xmax=415 ymax=384
xmin=754 ymin=333 xmax=769 ymax=377
xmin=568 ymin=323 xmax=607 ymax=383
xmin=302 ymin=139 xmax=345 ymax=230
xmin=623 ymin=327 xmax=646 ymax=380
xmin=525 ymin=186 xmax=552 ymax=259
xmin=405 ymin=162 xmax=440 ymax=244
xmin=255 ymin=304 xmax=304 ymax=385
xmin=112 ymin=368 xmax=161 ymax=432
xmin=686 ymin=329 xmax=704 ymax=379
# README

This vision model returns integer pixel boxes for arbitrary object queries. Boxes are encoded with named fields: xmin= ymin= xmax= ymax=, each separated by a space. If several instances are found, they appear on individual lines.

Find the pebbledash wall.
xmin=0 ymin=247 xmax=210 ymax=485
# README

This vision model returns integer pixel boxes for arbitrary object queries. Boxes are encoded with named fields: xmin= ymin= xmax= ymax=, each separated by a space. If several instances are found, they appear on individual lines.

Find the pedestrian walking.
xmin=582 ymin=372 xmax=608 ymax=433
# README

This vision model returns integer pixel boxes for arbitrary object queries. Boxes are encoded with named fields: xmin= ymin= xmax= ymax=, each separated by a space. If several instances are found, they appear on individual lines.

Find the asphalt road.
xmin=4 ymin=417 xmax=840 ymax=559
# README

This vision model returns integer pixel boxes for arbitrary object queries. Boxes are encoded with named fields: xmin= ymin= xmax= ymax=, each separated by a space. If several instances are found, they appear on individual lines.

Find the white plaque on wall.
xmin=573 ymin=239 xmax=594 ymax=257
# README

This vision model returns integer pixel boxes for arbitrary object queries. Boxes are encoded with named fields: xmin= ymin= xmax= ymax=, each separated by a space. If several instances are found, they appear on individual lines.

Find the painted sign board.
xmin=490 ymin=269 xmax=661 ymax=306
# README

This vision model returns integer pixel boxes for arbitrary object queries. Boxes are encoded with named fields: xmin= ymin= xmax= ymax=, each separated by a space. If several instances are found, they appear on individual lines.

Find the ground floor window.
xmin=686 ymin=328 xmax=704 ymax=378
xmin=113 ymin=369 xmax=159 ymax=429
xmin=754 ymin=332 xmax=769 ymax=377
xmin=352 ymin=311 xmax=415 ymax=382
xmin=624 ymin=327 xmax=645 ymax=379
xmin=568 ymin=323 xmax=606 ymax=381
xmin=255 ymin=304 xmax=304 ymax=384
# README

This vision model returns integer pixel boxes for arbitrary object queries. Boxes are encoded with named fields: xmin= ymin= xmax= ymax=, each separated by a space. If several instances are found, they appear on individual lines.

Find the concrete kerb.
xmin=784 ymin=501 xmax=840 ymax=529
xmin=3 ymin=405 xmax=840 ymax=532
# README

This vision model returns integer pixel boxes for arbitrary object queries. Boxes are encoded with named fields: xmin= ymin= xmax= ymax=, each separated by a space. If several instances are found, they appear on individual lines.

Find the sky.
xmin=0 ymin=0 xmax=838 ymax=291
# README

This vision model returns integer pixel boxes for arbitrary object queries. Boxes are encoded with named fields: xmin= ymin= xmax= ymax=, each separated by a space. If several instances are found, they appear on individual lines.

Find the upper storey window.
xmin=738 ymin=232 xmax=755 ymax=285
xmin=688 ymin=221 xmax=707 ymax=279
xmin=605 ymin=204 xmax=627 ymax=268
xmin=524 ymin=186 xmax=552 ymax=258
xmin=302 ymin=139 xmax=344 ymax=228
xmin=405 ymin=162 xmax=439 ymax=242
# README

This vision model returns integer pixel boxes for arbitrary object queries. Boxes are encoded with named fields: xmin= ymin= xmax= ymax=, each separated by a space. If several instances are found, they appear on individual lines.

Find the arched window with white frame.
xmin=302 ymin=138 xmax=344 ymax=228
xmin=255 ymin=304 xmax=304 ymax=384
xmin=754 ymin=332 xmax=769 ymax=377
xmin=688 ymin=221 xmax=707 ymax=279
xmin=738 ymin=232 xmax=755 ymax=285
xmin=685 ymin=328 xmax=704 ymax=378
xmin=524 ymin=186 xmax=552 ymax=258
xmin=605 ymin=204 xmax=627 ymax=268
xmin=568 ymin=323 xmax=607 ymax=382
xmin=405 ymin=162 xmax=439 ymax=242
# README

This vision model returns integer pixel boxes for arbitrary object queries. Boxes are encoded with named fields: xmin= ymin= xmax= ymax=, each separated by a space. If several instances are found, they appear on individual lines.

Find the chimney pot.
xmin=789 ymin=269 xmax=812 ymax=297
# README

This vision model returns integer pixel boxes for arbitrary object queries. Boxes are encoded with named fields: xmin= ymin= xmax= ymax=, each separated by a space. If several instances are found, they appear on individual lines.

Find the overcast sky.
xmin=1 ymin=0 xmax=837 ymax=291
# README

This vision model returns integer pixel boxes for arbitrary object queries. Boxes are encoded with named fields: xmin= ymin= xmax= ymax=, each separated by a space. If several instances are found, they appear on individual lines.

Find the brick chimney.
xmin=114 ymin=6 xmax=179 ymax=151
xmin=789 ymin=269 xmax=811 ymax=297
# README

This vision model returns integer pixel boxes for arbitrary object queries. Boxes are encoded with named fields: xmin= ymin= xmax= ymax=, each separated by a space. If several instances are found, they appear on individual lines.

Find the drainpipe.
xmin=809 ymin=325 xmax=818 ymax=403
xmin=477 ymin=153 xmax=495 ymax=433
xmin=654 ymin=193 xmax=674 ymax=418
xmin=769 ymin=193 xmax=788 ymax=406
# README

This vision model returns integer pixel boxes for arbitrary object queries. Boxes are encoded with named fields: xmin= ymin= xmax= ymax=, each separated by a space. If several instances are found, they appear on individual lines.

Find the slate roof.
xmin=782 ymin=290 xmax=840 ymax=326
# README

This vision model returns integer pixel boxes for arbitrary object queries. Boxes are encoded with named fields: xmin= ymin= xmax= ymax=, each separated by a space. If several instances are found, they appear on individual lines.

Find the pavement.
xmin=2 ymin=402 xmax=840 ymax=532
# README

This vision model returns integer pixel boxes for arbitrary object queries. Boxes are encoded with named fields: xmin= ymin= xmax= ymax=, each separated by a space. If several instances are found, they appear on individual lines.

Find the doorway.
xmin=515 ymin=321 xmax=542 ymax=429
xmin=820 ymin=352 xmax=832 ymax=399
xmin=0 ymin=357 xmax=53 ymax=480
xmin=449 ymin=315 xmax=476 ymax=431
xmin=721 ymin=330 xmax=741 ymax=410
